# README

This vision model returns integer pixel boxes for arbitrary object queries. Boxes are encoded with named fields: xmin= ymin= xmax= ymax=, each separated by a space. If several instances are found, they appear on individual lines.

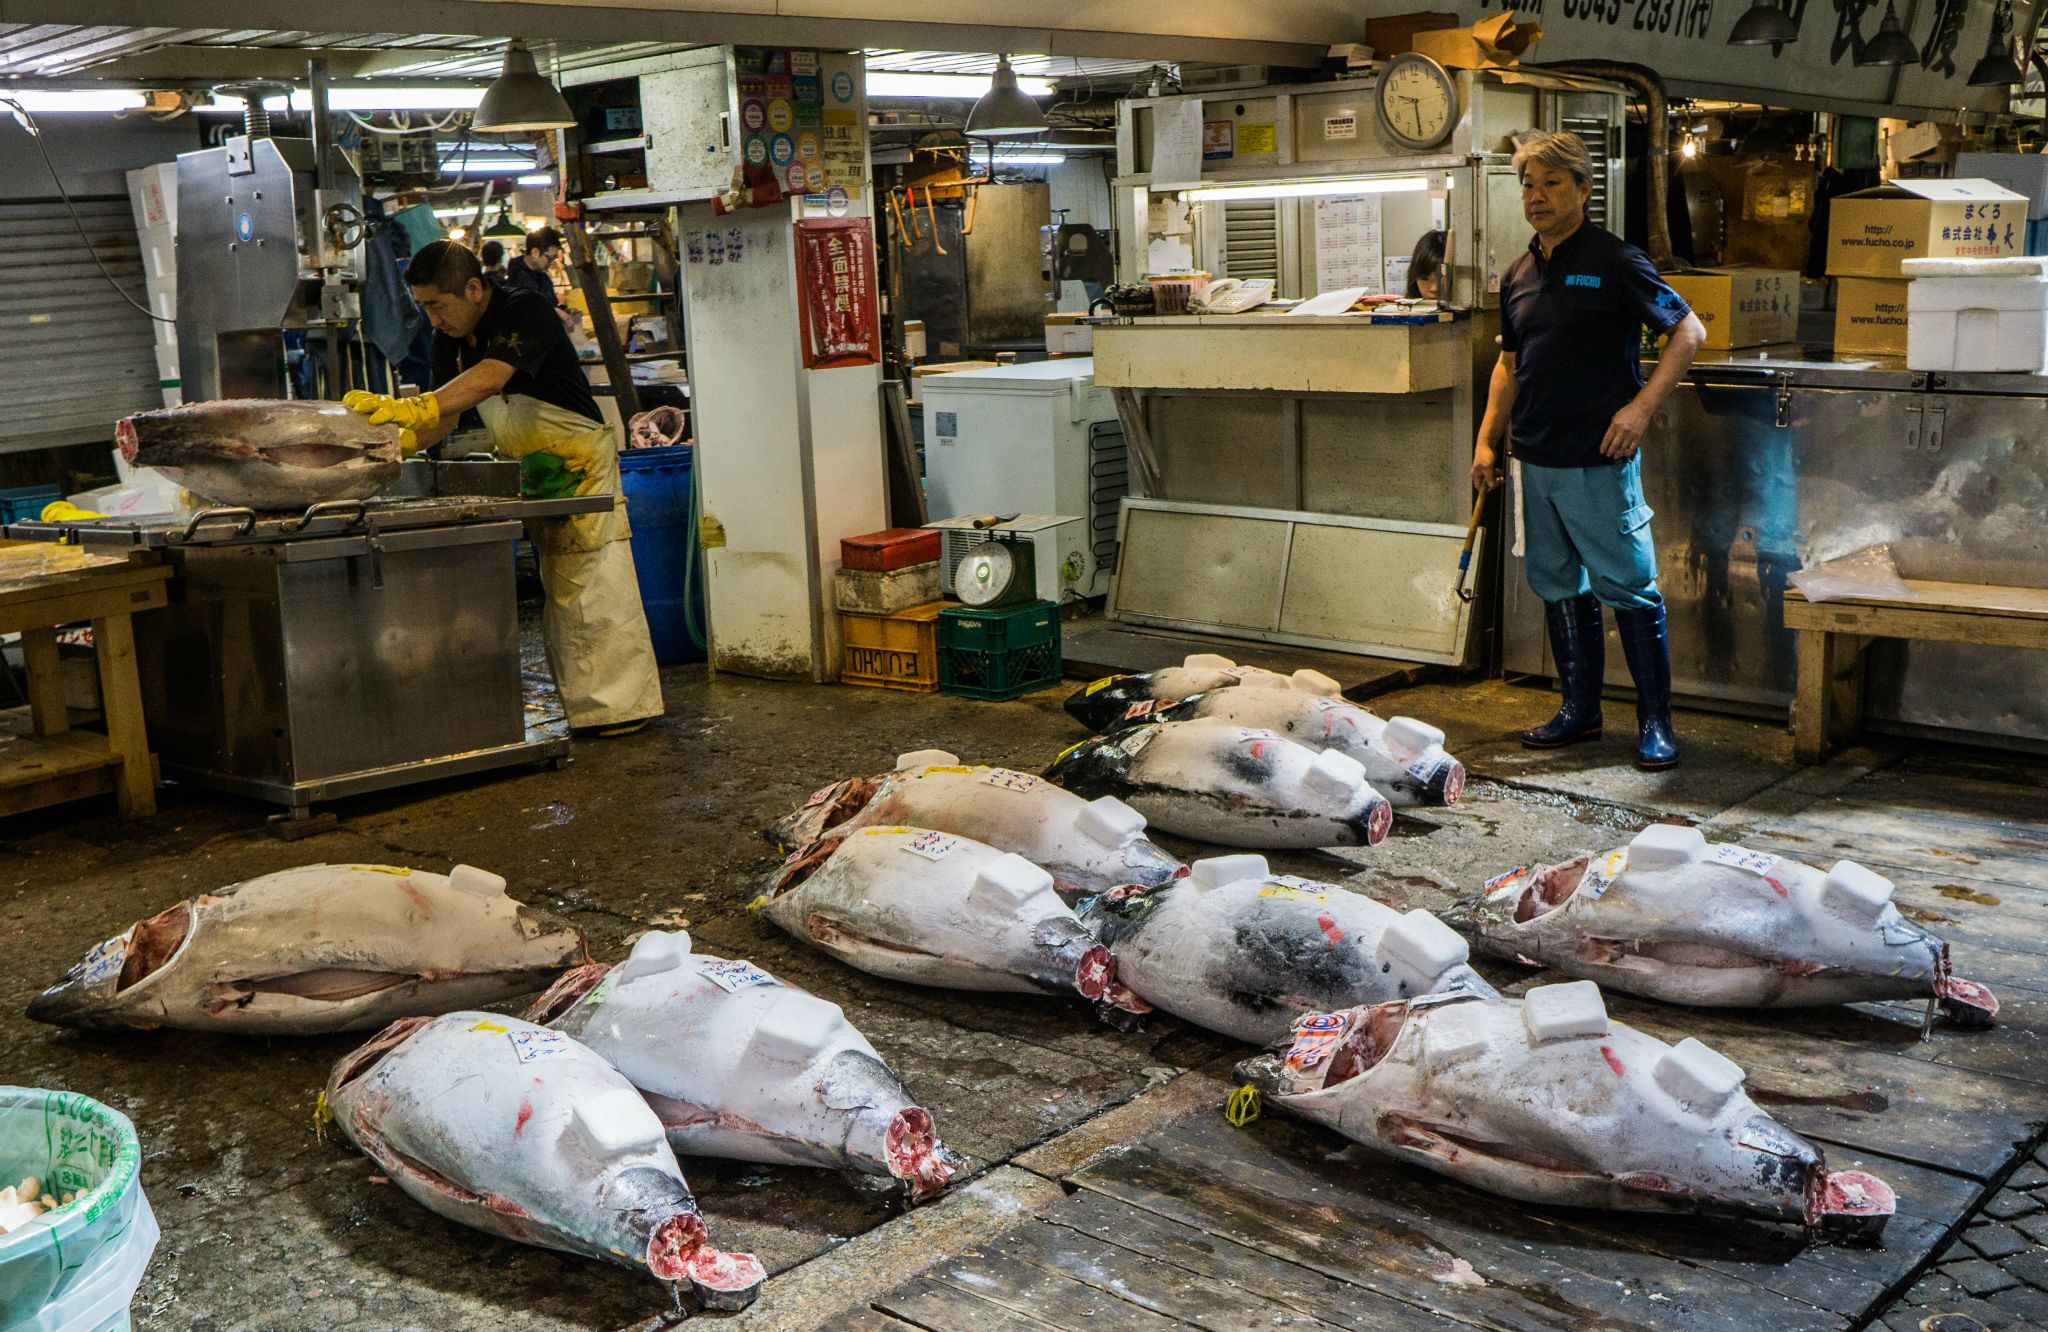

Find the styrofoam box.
xmin=1906 ymin=275 xmax=2048 ymax=373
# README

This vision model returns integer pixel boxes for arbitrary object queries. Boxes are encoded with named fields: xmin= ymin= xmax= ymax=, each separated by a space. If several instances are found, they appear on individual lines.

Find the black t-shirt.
xmin=431 ymin=286 xmax=601 ymax=425
xmin=505 ymin=260 xmax=557 ymax=304
xmin=1498 ymin=224 xmax=1690 ymax=468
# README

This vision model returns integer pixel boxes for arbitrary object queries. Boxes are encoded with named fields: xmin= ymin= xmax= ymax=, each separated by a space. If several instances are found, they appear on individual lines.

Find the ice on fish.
xmin=1081 ymin=855 xmax=1497 ymax=1044
xmin=767 ymin=750 xmax=1186 ymax=900
xmin=759 ymin=827 xmax=1149 ymax=1020
xmin=115 ymin=398 xmax=403 ymax=509
xmin=326 ymin=1012 xmax=764 ymax=1309
xmin=1045 ymin=716 xmax=1393 ymax=849
xmin=1066 ymin=653 xmax=1341 ymax=734
xmin=530 ymin=931 xmax=961 ymax=1200
xmin=1238 ymin=986 xmax=1896 ymax=1238
xmin=27 ymin=863 xmax=588 ymax=1034
xmin=1447 ymin=825 xmax=1998 ymax=1025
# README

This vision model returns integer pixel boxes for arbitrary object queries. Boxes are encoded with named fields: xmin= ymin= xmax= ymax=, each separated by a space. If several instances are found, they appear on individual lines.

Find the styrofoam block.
xmin=896 ymin=749 xmax=959 ymax=770
xmin=1654 ymin=1037 xmax=1746 ymax=1113
xmin=1823 ymin=860 xmax=1895 ymax=922
xmin=1075 ymin=795 xmax=1146 ymax=847
xmin=1906 ymin=307 xmax=2047 ymax=374
xmin=1423 ymin=1000 xmax=1491 ymax=1070
xmin=1380 ymin=909 xmax=1470 ymax=984
xmin=1523 ymin=980 xmax=1609 ymax=1041
xmin=1190 ymin=854 xmax=1267 ymax=890
xmin=1901 ymin=254 xmax=2048 ymax=277
xmin=1301 ymin=746 xmax=1368 ymax=800
xmin=618 ymin=930 xmax=692 ymax=982
xmin=1290 ymin=668 xmax=1342 ymax=696
xmin=750 ymin=992 xmax=843 ymax=1064
xmin=572 ymin=1088 xmax=664 ymax=1157
xmin=1627 ymin=824 xmax=1707 ymax=870
xmin=1907 ymin=274 xmax=2048 ymax=312
xmin=1236 ymin=669 xmax=1293 ymax=690
xmin=969 ymin=853 xmax=1054 ymax=910
xmin=447 ymin=864 xmax=508 ymax=896
xmin=1183 ymin=653 xmax=1237 ymax=671
xmin=1382 ymin=716 xmax=1445 ymax=761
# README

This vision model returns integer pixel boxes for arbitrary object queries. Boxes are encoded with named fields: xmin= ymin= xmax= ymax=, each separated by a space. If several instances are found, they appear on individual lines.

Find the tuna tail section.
xmin=883 ymin=1106 xmax=962 ymax=1202
xmin=623 ymin=1168 xmax=766 ymax=1311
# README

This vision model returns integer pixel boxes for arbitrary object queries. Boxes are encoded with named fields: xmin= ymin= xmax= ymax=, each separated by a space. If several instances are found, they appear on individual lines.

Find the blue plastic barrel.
xmin=618 ymin=445 xmax=707 ymax=665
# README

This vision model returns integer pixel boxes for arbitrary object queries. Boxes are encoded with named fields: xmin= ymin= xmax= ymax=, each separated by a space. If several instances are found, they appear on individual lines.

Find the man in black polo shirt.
xmin=1472 ymin=131 xmax=1705 ymax=770
xmin=342 ymin=240 xmax=663 ymax=736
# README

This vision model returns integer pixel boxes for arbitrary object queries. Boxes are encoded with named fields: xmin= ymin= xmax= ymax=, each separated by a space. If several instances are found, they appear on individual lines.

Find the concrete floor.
xmin=3 ymin=652 xmax=2043 ymax=1330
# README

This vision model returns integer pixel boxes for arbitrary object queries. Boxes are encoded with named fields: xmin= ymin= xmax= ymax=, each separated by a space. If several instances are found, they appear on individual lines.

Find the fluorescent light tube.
xmin=1182 ymin=176 xmax=1432 ymax=202
xmin=866 ymin=71 xmax=1055 ymax=98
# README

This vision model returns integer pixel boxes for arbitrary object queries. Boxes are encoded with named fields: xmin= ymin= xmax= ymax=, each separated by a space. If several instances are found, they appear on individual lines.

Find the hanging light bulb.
xmin=475 ymin=39 xmax=575 ymax=132
xmin=1855 ymin=1 xmax=1922 ymax=66
xmin=1969 ymin=0 xmax=2026 ymax=84
xmin=965 ymin=55 xmax=1048 ymax=139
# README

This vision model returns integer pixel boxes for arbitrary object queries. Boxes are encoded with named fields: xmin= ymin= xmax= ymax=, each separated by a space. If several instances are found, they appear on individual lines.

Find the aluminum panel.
xmin=1299 ymin=392 xmax=1460 ymax=524
xmin=1147 ymin=394 xmax=1290 ymax=508
xmin=1280 ymin=521 xmax=1479 ymax=662
xmin=1112 ymin=504 xmax=1289 ymax=632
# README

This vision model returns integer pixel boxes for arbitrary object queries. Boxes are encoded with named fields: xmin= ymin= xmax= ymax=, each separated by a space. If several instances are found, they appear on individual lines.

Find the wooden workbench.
xmin=0 ymin=552 xmax=170 ymax=818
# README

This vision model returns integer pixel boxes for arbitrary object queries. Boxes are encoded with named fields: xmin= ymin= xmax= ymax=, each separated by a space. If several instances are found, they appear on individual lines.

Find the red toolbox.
xmin=841 ymin=527 xmax=941 ymax=572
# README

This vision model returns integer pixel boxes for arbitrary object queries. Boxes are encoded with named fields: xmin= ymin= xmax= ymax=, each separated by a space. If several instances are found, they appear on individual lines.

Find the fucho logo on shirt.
xmin=1565 ymin=273 xmax=1602 ymax=289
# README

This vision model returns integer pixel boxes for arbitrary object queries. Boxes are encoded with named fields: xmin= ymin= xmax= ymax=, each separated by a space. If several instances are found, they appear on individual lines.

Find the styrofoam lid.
xmin=1190 ymin=854 xmax=1268 ymax=889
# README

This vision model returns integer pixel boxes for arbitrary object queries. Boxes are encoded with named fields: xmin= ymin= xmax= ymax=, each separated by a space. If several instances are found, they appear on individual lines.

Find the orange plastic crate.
xmin=839 ymin=601 xmax=945 ymax=692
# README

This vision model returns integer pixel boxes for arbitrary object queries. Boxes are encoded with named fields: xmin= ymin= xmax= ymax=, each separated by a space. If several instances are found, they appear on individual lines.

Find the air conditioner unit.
xmin=1180 ymin=64 xmax=1278 ymax=92
xmin=928 ymin=515 xmax=1090 ymax=606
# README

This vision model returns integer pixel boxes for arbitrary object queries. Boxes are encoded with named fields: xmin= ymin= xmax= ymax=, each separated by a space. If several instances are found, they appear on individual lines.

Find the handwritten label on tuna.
xmin=1259 ymin=883 xmax=1333 ymax=904
xmin=699 ymin=959 xmax=779 ymax=993
xmin=1236 ymin=728 xmax=1282 ymax=742
xmin=904 ymin=831 xmax=961 ymax=861
xmin=1121 ymin=699 xmax=1169 ymax=721
xmin=982 ymin=769 xmax=1041 ymax=794
xmin=509 ymin=1028 xmax=574 ymax=1064
xmin=1709 ymin=844 xmax=1780 ymax=877
xmin=804 ymin=784 xmax=839 ymax=807
xmin=1583 ymin=849 xmax=1629 ymax=899
xmin=79 ymin=933 xmax=129 ymax=989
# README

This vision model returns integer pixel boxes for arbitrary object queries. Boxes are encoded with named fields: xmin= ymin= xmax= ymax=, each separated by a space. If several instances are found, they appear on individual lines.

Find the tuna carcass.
xmin=1044 ymin=716 xmax=1393 ymax=849
xmin=767 ymin=750 xmax=1186 ymax=901
xmin=1119 ymin=693 xmax=1464 ymax=808
xmin=1446 ymin=825 xmax=1997 ymax=1027
xmin=760 ymin=827 xmax=1148 ymax=1021
xmin=1080 ymin=855 xmax=1497 ymax=1044
xmin=529 ymin=931 xmax=960 ymax=1201
xmin=1237 ymin=983 xmax=1896 ymax=1238
xmin=116 ymin=399 xmax=403 ymax=509
xmin=27 ymin=863 xmax=587 ymax=1034
xmin=326 ymin=1012 xmax=764 ymax=1309
xmin=1066 ymin=653 xmax=1337 ymax=733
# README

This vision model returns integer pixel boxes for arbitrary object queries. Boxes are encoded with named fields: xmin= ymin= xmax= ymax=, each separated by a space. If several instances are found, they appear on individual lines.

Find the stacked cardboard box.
xmin=1825 ymin=178 xmax=2026 ymax=356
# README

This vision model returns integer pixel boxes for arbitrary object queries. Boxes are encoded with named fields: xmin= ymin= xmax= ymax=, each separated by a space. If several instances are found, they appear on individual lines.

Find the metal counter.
xmin=5 ymin=495 xmax=613 ymax=808
xmin=1501 ymin=349 xmax=2048 ymax=747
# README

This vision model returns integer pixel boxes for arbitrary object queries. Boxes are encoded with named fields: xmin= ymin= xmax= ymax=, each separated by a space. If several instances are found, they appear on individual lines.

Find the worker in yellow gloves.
xmin=345 ymin=239 xmax=663 ymax=736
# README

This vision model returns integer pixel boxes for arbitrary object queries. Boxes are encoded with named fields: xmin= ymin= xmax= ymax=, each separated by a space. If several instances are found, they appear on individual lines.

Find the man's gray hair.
xmin=1512 ymin=131 xmax=1594 ymax=188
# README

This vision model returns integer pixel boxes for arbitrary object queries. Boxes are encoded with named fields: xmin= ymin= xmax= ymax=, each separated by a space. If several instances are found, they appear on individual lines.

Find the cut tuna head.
xmin=1065 ymin=675 xmax=1166 ymax=733
xmin=116 ymin=399 xmax=405 ymax=509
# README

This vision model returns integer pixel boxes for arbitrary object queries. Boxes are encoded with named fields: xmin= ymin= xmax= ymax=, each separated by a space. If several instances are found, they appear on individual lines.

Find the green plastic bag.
xmin=0 ymin=1088 xmax=158 ymax=1332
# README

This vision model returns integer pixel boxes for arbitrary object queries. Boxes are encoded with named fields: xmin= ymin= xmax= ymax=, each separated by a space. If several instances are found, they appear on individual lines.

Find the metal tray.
xmin=1 ymin=494 xmax=613 ymax=550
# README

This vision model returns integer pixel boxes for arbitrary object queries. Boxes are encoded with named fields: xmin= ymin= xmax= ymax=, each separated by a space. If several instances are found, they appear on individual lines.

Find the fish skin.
xmin=1080 ymin=858 xmax=1497 ymax=1045
xmin=759 ymin=826 xmax=1148 ymax=1020
xmin=326 ymin=1012 xmax=764 ymax=1309
xmin=530 ymin=933 xmax=961 ymax=1201
xmin=1445 ymin=825 xmax=1999 ymax=1024
xmin=1045 ymin=716 xmax=1393 ymax=850
xmin=116 ymin=399 xmax=403 ymax=509
xmin=1237 ymin=988 xmax=1896 ymax=1237
xmin=766 ymin=753 xmax=1186 ymax=901
xmin=1064 ymin=655 xmax=1329 ymax=734
xmin=27 ymin=863 xmax=589 ymax=1034
xmin=1116 ymin=690 xmax=1465 ymax=808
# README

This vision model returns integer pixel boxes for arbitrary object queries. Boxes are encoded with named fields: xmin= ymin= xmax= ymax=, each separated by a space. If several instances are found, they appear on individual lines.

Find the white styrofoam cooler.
xmin=1906 ymin=275 xmax=2048 ymax=373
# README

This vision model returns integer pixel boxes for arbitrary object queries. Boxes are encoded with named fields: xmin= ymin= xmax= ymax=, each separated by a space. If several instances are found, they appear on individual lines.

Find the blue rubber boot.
xmin=1614 ymin=603 xmax=1680 ymax=770
xmin=1522 ymin=594 xmax=1605 ymax=748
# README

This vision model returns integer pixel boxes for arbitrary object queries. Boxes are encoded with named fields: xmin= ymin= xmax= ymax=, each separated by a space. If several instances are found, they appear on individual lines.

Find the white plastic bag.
xmin=1787 ymin=545 xmax=1912 ymax=603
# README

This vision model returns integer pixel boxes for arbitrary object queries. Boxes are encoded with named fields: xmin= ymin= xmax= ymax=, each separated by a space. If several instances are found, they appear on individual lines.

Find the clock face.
xmin=1376 ymin=55 xmax=1457 ymax=150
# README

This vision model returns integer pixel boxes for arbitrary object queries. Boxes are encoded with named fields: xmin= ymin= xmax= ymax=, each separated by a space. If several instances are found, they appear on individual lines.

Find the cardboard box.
xmin=1956 ymin=152 xmax=2048 ymax=220
xmin=1833 ymin=277 xmax=1911 ymax=357
xmin=1364 ymin=12 xmax=1460 ymax=57
xmin=1410 ymin=11 xmax=1541 ymax=69
xmin=1663 ymin=268 xmax=1800 ymax=349
xmin=1825 ymin=179 xmax=2027 ymax=279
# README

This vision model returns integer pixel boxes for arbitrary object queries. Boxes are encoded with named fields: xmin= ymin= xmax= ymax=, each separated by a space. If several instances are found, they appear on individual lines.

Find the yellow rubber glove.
xmin=342 ymin=389 xmax=440 ymax=435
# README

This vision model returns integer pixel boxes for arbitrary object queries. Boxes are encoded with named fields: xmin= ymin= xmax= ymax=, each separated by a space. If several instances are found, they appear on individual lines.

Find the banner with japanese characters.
xmin=795 ymin=218 xmax=879 ymax=369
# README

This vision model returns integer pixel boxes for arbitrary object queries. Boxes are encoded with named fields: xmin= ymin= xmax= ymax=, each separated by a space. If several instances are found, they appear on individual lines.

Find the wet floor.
xmin=2 ymin=647 xmax=2043 ymax=1330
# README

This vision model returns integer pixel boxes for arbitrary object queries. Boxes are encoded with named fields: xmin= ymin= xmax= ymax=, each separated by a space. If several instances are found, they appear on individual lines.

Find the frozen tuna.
xmin=1447 ymin=825 xmax=1997 ymax=1026
xmin=1237 ymin=985 xmax=1896 ymax=1238
xmin=116 ymin=398 xmax=403 ymax=509
xmin=1045 ymin=716 xmax=1393 ymax=849
xmin=759 ymin=827 xmax=1148 ymax=1020
xmin=768 ymin=750 xmax=1186 ymax=900
xmin=1066 ymin=652 xmax=1339 ymax=733
xmin=529 ymin=932 xmax=960 ymax=1200
xmin=1081 ymin=855 xmax=1497 ymax=1044
xmin=326 ymin=1012 xmax=764 ymax=1309
xmin=1117 ymin=692 xmax=1464 ymax=807
xmin=28 ymin=863 xmax=588 ymax=1034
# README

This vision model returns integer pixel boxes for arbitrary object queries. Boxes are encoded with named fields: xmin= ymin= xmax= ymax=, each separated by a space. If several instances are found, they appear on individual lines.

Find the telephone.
xmin=1191 ymin=277 xmax=1275 ymax=315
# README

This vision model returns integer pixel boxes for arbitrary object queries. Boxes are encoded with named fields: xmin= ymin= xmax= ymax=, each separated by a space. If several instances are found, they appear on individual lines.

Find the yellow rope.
xmin=1224 ymin=1084 xmax=1262 ymax=1127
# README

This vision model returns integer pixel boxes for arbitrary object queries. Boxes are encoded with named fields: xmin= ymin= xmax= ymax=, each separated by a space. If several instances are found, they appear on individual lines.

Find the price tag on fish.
xmin=981 ymin=769 xmax=1041 ymax=794
xmin=699 ymin=959 xmax=778 ymax=993
xmin=78 ymin=932 xmax=130 ymax=989
xmin=1583 ymin=849 xmax=1629 ymax=900
xmin=1236 ymin=728 xmax=1282 ymax=742
xmin=904 ymin=831 xmax=960 ymax=862
xmin=1709 ymin=844 xmax=1781 ymax=877
xmin=1283 ymin=1011 xmax=1351 ymax=1076
xmin=1482 ymin=866 xmax=1528 ymax=898
xmin=508 ymin=1028 xmax=575 ymax=1064
xmin=1120 ymin=699 xmax=1169 ymax=721
xmin=804 ymin=783 xmax=840 ymax=807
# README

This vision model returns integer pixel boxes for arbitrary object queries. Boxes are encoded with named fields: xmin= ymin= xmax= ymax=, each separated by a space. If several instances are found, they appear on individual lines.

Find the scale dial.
xmin=956 ymin=540 xmax=1019 ymax=608
xmin=1374 ymin=53 xmax=1458 ymax=151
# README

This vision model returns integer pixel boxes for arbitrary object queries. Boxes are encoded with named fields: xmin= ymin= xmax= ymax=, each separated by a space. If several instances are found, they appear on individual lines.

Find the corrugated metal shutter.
xmin=1558 ymin=110 xmax=1614 ymax=231
xmin=1221 ymin=200 xmax=1279 ymax=280
xmin=0 ymin=198 xmax=159 ymax=454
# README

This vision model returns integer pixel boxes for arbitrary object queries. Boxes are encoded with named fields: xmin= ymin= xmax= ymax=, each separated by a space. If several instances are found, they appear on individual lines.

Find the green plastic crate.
xmin=938 ymin=602 xmax=1061 ymax=700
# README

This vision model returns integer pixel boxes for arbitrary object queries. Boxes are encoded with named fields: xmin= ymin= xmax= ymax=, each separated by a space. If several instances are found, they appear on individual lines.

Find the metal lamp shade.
xmin=1970 ymin=48 xmax=2026 ymax=84
xmin=966 ymin=55 xmax=1048 ymax=138
xmin=1855 ymin=5 xmax=1921 ymax=65
xmin=475 ymin=40 xmax=575 ymax=132
xmin=1727 ymin=1 xmax=1801 ymax=45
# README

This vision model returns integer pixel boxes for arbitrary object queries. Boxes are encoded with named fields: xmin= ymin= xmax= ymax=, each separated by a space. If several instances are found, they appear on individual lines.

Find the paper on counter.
xmin=1286 ymin=287 xmax=1373 ymax=316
